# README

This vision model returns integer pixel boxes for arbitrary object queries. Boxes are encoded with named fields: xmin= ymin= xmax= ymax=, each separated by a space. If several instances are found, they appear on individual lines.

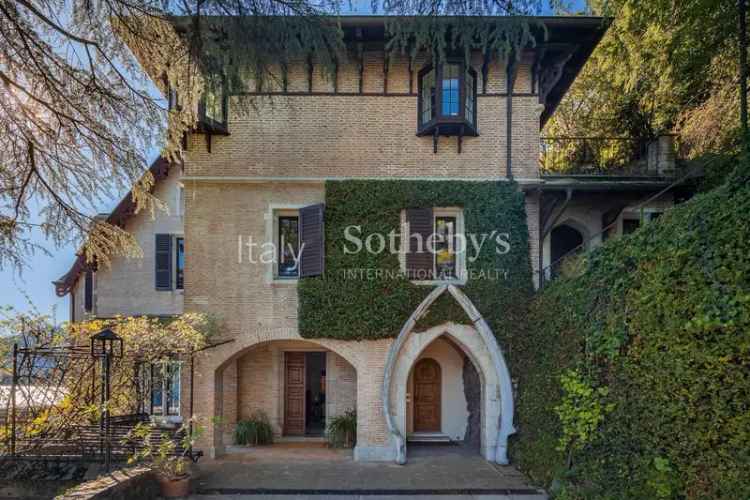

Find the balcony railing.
xmin=539 ymin=135 xmax=677 ymax=178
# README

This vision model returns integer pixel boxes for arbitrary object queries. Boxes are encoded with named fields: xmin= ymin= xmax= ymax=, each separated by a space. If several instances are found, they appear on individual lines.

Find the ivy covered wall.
xmin=298 ymin=180 xmax=534 ymax=342
xmin=512 ymin=168 xmax=750 ymax=499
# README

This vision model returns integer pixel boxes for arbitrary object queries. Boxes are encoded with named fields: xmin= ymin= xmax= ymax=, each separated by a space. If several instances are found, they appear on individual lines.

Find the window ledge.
xmin=270 ymin=278 xmax=299 ymax=287
xmin=150 ymin=415 xmax=182 ymax=427
xmin=417 ymin=120 xmax=478 ymax=138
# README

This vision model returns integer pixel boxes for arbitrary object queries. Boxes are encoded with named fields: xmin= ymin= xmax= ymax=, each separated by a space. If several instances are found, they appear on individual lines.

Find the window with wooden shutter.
xmin=299 ymin=203 xmax=325 ymax=278
xmin=405 ymin=208 xmax=434 ymax=280
xmin=155 ymin=234 xmax=173 ymax=290
xmin=84 ymin=270 xmax=93 ymax=312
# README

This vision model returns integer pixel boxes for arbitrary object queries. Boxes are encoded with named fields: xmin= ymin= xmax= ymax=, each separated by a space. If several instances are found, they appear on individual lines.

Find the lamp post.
xmin=90 ymin=328 xmax=123 ymax=471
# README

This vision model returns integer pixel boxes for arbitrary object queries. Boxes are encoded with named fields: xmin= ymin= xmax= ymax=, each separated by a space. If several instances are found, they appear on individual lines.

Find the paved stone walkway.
xmin=189 ymin=443 xmax=545 ymax=499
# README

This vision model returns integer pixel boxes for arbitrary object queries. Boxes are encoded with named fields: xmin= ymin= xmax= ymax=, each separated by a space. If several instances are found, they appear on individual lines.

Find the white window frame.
xmin=401 ymin=207 xmax=467 ymax=286
xmin=265 ymin=204 xmax=305 ymax=285
xmin=144 ymin=360 xmax=182 ymax=424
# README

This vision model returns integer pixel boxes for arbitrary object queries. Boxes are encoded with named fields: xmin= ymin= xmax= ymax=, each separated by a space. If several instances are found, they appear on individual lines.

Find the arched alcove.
xmin=206 ymin=336 xmax=360 ymax=456
xmin=382 ymin=285 xmax=515 ymax=465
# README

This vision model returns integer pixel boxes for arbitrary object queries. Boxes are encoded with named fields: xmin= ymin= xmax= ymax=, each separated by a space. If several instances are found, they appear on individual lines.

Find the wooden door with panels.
xmin=284 ymin=352 xmax=306 ymax=435
xmin=413 ymin=358 xmax=442 ymax=432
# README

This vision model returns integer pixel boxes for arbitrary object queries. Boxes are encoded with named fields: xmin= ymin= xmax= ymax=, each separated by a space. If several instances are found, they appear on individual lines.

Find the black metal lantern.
xmin=90 ymin=328 xmax=123 ymax=358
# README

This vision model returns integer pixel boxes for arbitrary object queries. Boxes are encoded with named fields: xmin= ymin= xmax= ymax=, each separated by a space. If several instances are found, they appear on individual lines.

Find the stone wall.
xmin=56 ymin=467 xmax=158 ymax=500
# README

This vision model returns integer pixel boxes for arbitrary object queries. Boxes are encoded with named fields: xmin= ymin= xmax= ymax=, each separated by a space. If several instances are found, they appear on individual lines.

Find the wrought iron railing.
xmin=539 ymin=136 xmax=677 ymax=177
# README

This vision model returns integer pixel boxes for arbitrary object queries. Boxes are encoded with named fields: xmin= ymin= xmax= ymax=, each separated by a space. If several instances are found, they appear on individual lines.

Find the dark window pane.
xmin=465 ymin=70 xmax=475 ymax=124
xmin=434 ymin=216 xmax=457 ymax=279
xmin=278 ymin=216 xmax=300 ymax=278
xmin=421 ymin=68 xmax=436 ymax=125
xmin=151 ymin=365 xmax=163 ymax=415
xmin=176 ymin=237 xmax=185 ymax=289
xmin=441 ymin=64 xmax=460 ymax=116
xmin=204 ymin=76 xmax=224 ymax=124
xmin=623 ymin=219 xmax=640 ymax=235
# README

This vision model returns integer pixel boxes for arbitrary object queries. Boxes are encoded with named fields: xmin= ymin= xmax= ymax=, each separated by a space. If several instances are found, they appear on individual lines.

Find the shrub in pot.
xmin=126 ymin=418 xmax=202 ymax=498
xmin=234 ymin=410 xmax=274 ymax=446
xmin=327 ymin=409 xmax=356 ymax=448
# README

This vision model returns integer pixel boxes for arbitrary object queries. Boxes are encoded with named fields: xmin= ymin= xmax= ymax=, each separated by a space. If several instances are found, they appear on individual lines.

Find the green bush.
xmin=327 ymin=409 xmax=357 ymax=448
xmin=234 ymin=410 xmax=274 ymax=446
xmin=298 ymin=180 xmax=533 ymax=341
xmin=513 ymin=165 xmax=750 ymax=499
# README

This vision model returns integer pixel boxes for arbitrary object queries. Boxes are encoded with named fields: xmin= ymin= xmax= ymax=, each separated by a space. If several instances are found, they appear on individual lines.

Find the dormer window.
xmin=417 ymin=62 xmax=478 ymax=140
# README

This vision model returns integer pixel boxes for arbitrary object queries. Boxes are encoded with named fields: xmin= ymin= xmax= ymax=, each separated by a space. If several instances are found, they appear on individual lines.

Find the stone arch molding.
xmin=382 ymin=284 xmax=516 ymax=464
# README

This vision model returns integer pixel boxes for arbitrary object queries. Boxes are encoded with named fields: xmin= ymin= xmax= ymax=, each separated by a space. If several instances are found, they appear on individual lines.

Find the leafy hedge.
xmin=512 ymin=167 xmax=750 ymax=499
xmin=298 ymin=180 xmax=533 ymax=341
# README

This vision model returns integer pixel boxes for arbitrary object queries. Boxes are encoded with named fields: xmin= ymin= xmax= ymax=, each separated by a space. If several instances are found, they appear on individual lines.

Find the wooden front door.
xmin=413 ymin=358 xmax=441 ymax=432
xmin=284 ymin=352 xmax=306 ymax=435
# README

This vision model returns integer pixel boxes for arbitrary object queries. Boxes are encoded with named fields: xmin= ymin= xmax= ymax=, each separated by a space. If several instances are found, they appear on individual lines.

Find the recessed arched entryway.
xmin=383 ymin=285 xmax=516 ymax=465
xmin=210 ymin=338 xmax=359 ymax=455
xmin=551 ymin=222 xmax=586 ymax=264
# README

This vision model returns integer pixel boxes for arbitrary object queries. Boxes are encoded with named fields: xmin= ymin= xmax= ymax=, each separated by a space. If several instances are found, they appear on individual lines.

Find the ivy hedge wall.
xmin=512 ymin=168 xmax=750 ymax=499
xmin=298 ymin=180 xmax=534 ymax=342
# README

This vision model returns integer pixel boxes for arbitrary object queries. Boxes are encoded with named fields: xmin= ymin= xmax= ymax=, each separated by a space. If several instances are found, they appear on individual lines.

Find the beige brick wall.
xmin=184 ymin=51 xmax=541 ymax=181
xmin=75 ymin=167 xmax=184 ymax=319
xmin=525 ymin=190 xmax=541 ymax=289
xmin=176 ymin=48 xmax=546 ymax=460
xmin=326 ymin=351 xmax=357 ymax=422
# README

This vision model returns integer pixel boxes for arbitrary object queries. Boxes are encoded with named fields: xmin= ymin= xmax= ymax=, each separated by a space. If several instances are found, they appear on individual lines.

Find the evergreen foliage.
xmin=298 ymin=180 xmax=534 ymax=341
xmin=513 ymin=161 xmax=750 ymax=499
xmin=547 ymin=0 xmax=742 ymax=162
xmin=385 ymin=17 xmax=542 ymax=65
xmin=234 ymin=411 xmax=274 ymax=446
xmin=326 ymin=409 xmax=357 ymax=448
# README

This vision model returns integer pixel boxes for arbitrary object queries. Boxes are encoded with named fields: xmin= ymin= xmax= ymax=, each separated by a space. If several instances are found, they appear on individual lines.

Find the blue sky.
xmin=0 ymin=3 xmax=591 ymax=322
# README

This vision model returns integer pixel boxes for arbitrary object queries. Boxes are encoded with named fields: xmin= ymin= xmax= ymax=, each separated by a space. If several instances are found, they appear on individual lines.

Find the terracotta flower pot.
xmin=157 ymin=474 xmax=191 ymax=498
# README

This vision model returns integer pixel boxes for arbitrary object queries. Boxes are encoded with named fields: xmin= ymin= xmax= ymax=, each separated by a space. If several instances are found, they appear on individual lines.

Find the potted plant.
xmin=234 ymin=410 xmax=274 ymax=446
xmin=126 ymin=419 xmax=202 ymax=498
xmin=326 ymin=409 xmax=356 ymax=448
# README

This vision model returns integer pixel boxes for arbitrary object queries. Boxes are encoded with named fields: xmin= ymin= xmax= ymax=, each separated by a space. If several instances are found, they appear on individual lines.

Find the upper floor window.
xmin=418 ymin=62 xmax=478 ymax=138
xmin=176 ymin=237 xmax=185 ymax=290
xmin=402 ymin=207 xmax=465 ymax=283
xmin=84 ymin=269 xmax=94 ymax=313
xmin=199 ymin=73 xmax=228 ymax=131
xmin=155 ymin=234 xmax=184 ymax=291
xmin=277 ymin=213 xmax=300 ymax=279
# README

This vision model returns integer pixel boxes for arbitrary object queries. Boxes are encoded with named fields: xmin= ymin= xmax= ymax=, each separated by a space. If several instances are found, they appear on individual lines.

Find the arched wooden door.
xmin=413 ymin=358 xmax=441 ymax=432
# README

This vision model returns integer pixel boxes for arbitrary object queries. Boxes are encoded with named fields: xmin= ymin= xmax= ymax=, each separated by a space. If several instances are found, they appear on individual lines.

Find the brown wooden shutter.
xmin=299 ymin=203 xmax=325 ymax=277
xmin=84 ymin=270 xmax=93 ymax=312
xmin=406 ymin=208 xmax=434 ymax=280
xmin=155 ymin=234 xmax=173 ymax=290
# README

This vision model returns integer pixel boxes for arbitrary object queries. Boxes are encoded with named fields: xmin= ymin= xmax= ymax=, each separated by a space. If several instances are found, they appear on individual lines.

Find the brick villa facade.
xmin=54 ymin=16 xmax=682 ymax=464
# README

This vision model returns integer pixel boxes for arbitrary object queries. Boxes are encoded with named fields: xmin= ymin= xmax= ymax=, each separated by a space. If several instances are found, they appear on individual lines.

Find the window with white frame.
xmin=142 ymin=361 xmax=181 ymax=418
xmin=274 ymin=210 xmax=300 ymax=279
xmin=402 ymin=207 xmax=465 ymax=282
